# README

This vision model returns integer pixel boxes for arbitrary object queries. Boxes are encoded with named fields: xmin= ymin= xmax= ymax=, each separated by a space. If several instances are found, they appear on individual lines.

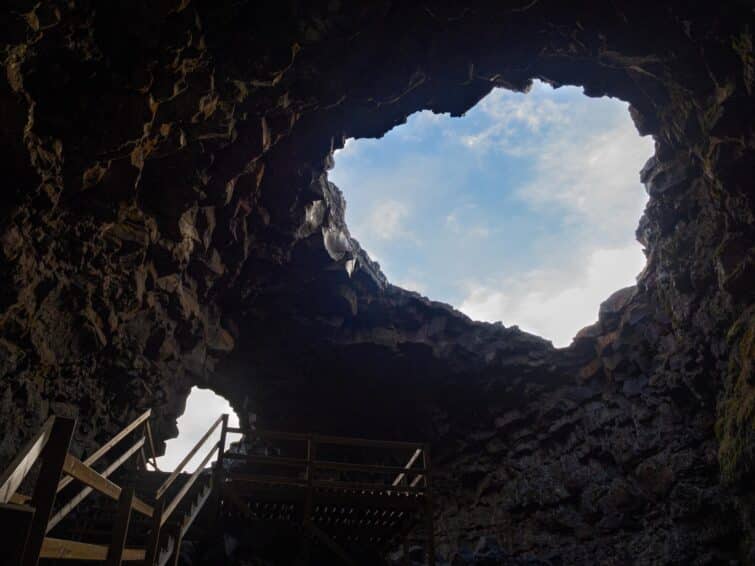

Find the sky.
xmin=329 ymin=80 xmax=655 ymax=347
xmin=158 ymin=387 xmax=239 ymax=470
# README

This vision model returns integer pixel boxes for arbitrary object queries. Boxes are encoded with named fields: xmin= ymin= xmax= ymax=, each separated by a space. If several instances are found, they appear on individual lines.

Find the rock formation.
xmin=1 ymin=0 xmax=753 ymax=563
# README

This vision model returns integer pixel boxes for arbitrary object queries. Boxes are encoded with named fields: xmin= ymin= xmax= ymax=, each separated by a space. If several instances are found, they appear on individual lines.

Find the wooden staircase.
xmin=0 ymin=413 xmax=436 ymax=566
xmin=0 ymin=412 xmax=227 ymax=566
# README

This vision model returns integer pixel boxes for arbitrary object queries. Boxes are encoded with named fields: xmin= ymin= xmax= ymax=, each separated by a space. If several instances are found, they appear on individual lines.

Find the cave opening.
xmin=330 ymin=80 xmax=655 ymax=346
xmin=158 ymin=386 xmax=239 ymax=470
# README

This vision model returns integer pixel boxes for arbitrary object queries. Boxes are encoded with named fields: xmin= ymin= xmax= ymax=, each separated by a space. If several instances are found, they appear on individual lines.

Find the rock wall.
xmin=1 ymin=1 xmax=753 ymax=563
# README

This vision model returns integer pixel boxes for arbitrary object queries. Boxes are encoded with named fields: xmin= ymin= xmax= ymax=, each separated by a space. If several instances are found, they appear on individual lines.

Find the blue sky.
xmin=330 ymin=80 xmax=655 ymax=347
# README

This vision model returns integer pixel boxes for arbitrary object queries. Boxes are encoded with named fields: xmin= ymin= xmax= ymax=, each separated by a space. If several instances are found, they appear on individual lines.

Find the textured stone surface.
xmin=0 ymin=1 xmax=753 ymax=563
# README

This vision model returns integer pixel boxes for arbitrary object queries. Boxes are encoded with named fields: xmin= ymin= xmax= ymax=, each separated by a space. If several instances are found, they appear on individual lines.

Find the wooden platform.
xmin=221 ymin=429 xmax=435 ymax=565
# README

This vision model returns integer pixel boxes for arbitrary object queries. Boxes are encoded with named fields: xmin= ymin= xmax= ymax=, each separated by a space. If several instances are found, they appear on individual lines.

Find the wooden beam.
xmin=10 ymin=493 xmax=31 ymax=504
xmin=48 ymin=437 xmax=145 ymax=532
xmin=106 ymin=487 xmax=134 ymax=566
xmin=40 ymin=537 xmax=145 ymax=561
xmin=62 ymin=454 xmax=153 ymax=518
xmin=235 ymin=454 xmax=307 ymax=468
xmin=311 ymin=480 xmax=423 ymax=493
xmin=0 ymin=416 xmax=55 ymax=504
xmin=315 ymin=459 xmax=427 ymax=475
xmin=239 ymin=428 xmax=424 ymax=451
xmin=0 ymin=502 xmax=35 ymax=564
xmin=57 ymin=410 xmax=151 ymax=493
xmin=393 ymin=448 xmax=423 ymax=486
xmin=144 ymin=420 xmax=160 ymax=471
xmin=312 ymin=433 xmax=424 ymax=451
xmin=156 ymin=415 xmax=223 ymax=500
xmin=23 ymin=416 xmax=75 ymax=566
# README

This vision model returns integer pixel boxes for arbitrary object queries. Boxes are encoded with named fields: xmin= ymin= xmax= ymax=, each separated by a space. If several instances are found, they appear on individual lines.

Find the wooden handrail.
xmin=58 ymin=409 xmax=152 ymax=493
xmin=393 ymin=448 xmax=423 ymax=487
xmin=314 ymin=460 xmax=427 ymax=475
xmin=0 ymin=416 xmax=56 ymax=504
xmin=156 ymin=415 xmax=224 ymax=500
xmin=312 ymin=433 xmax=425 ymax=451
xmin=236 ymin=427 xmax=425 ymax=451
xmin=241 ymin=454 xmax=307 ymax=467
xmin=47 ymin=437 xmax=146 ymax=532
xmin=162 ymin=443 xmax=219 ymax=526
xmin=62 ymin=454 xmax=153 ymax=518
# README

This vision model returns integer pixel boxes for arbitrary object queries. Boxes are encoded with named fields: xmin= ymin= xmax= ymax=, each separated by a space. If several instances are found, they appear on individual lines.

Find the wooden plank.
xmin=106 ymin=487 xmax=134 ymax=566
xmin=11 ymin=492 xmax=31 ymax=504
xmin=234 ymin=429 xmax=309 ymax=442
xmin=393 ymin=448 xmax=423 ymax=486
xmin=162 ymin=443 xmax=218 ymax=526
xmin=23 ymin=416 xmax=75 ymax=566
xmin=62 ymin=454 xmax=153 ymax=518
xmin=0 ymin=416 xmax=55 ymax=504
xmin=223 ymin=427 xmax=245 ymax=434
xmin=238 ymin=454 xmax=307 ymax=468
xmin=314 ymin=459 xmax=427 ymax=475
xmin=40 ymin=537 xmax=145 ymax=561
xmin=228 ymin=473 xmax=306 ymax=488
xmin=156 ymin=416 xmax=223 ymax=500
xmin=48 ymin=437 xmax=145 ymax=532
xmin=312 ymin=480 xmax=423 ymax=493
xmin=57 ymin=410 xmax=151 ymax=493
xmin=240 ymin=429 xmax=424 ymax=450
xmin=410 ymin=474 xmax=425 ymax=488
xmin=313 ymin=433 xmax=423 ymax=451
xmin=0 ymin=502 xmax=35 ymax=564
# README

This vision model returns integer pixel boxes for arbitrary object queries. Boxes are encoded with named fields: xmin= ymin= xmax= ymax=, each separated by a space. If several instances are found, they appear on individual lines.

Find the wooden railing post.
xmin=106 ymin=487 xmax=135 ymax=566
xmin=212 ymin=414 xmax=229 ymax=524
xmin=144 ymin=420 xmax=159 ymax=471
xmin=144 ymin=499 xmax=165 ymax=566
xmin=217 ymin=414 xmax=229 ymax=470
xmin=22 ymin=416 xmax=76 ymax=566
xmin=422 ymin=444 xmax=435 ymax=566
xmin=295 ymin=435 xmax=315 ymax=566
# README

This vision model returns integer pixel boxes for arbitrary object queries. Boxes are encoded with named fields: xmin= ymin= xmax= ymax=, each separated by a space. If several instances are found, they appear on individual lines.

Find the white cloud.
xmin=364 ymin=199 xmax=412 ymax=241
xmin=445 ymin=209 xmax=491 ymax=239
xmin=158 ymin=387 xmax=239 ymax=471
xmin=461 ymin=86 xmax=569 ymax=152
xmin=518 ymin=115 xmax=653 ymax=239
xmin=459 ymin=244 xmax=646 ymax=347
